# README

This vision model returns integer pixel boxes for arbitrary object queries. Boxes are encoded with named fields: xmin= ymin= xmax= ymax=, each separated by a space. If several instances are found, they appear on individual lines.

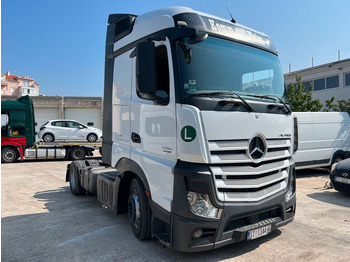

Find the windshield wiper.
xmin=187 ymin=91 xmax=255 ymax=112
xmin=246 ymin=94 xmax=291 ymax=114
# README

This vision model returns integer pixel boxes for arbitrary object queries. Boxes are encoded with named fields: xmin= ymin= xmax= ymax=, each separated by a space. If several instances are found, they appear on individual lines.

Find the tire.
xmin=70 ymin=147 xmax=86 ymax=160
xmin=85 ymin=159 xmax=100 ymax=166
xmin=128 ymin=178 xmax=152 ymax=240
xmin=69 ymin=160 xmax=86 ymax=195
xmin=333 ymin=154 xmax=344 ymax=165
xmin=1 ymin=147 xmax=19 ymax=163
xmin=43 ymin=133 xmax=55 ymax=142
xmin=87 ymin=133 xmax=98 ymax=142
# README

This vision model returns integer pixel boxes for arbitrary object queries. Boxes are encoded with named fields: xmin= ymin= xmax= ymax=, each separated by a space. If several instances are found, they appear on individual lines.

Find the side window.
xmin=155 ymin=45 xmax=170 ymax=97
xmin=8 ymin=110 xmax=26 ymax=136
xmin=52 ymin=121 xmax=65 ymax=127
xmin=137 ymin=44 xmax=170 ymax=102
xmin=67 ymin=121 xmax=78 ymax=128
xmin=2 ymin=113 xmax=9 ymax=137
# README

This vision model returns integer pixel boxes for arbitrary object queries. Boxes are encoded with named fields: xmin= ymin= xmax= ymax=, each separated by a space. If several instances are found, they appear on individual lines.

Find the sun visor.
xmin=199 ymin=15 xmax=277 ymax=54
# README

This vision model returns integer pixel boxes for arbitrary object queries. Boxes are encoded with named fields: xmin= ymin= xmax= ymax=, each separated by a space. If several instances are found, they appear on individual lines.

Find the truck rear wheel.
xmin=1 ymin=147 xmax=19 ymax=163
xmin=69 ymin=161 xmax=86 ymax=195
xmin=70 ymin=147 xmax=86 ymax=160
xmin=128 ymin=178 xmax=151 ymax=240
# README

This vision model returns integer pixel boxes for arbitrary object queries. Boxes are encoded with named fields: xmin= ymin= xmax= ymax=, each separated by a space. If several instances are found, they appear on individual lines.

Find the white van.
xmin=294 ymin=112 xmax=350 ymax=169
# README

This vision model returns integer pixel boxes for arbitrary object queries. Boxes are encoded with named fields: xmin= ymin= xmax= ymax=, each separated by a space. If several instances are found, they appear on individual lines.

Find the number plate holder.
xmin=335 ymin=176 xmax=350 ymax=185
xmin=247 ymin=224 xmax=272 ymax=240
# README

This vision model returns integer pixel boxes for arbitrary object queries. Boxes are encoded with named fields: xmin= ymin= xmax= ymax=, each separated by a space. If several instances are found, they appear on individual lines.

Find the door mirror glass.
xmin=136 ymin=41 xmax=157 ymax=97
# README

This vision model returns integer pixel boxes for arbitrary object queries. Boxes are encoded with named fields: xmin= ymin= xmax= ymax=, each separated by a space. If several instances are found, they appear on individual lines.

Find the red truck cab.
xmin=1 ymin=96 xmax=36 ymax=162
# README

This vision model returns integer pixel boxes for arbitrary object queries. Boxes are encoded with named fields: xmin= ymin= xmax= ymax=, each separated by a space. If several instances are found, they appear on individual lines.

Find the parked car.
xmin=330 ymin=158 xmax=350 ymax=194
xmin=293 ymin=112 xmax=350 ymax=170
xmin=38 ymin=120 xmax=102 ymax=142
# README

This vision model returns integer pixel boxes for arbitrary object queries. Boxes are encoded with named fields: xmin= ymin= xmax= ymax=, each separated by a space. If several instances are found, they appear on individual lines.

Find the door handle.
xmin=131 ymin=132 xmax=141 ymax=143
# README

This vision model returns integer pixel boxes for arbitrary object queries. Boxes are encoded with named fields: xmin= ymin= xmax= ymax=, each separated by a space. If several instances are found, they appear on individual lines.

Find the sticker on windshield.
xmin=184 ymin=83 xmax=190 ymax=92
xmin=188 ymin=80 xmax=197 ymax=93
xmin=181 ymin=126 xmax=197 ymax=142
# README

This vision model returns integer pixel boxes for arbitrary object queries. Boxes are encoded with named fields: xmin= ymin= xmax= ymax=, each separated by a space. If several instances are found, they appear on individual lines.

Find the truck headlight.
xmin=293 ymin=117 xmax=298 ymax=154
xmin=285 ymin=168 xmax=296 ymax=202
xmin=187 ymin=191 xmax=221 ymax=219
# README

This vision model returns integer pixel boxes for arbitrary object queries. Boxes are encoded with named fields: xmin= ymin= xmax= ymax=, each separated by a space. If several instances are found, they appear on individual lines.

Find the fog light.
xmin=187 ymin=191 xmax=221 ymax=218
xmin=193 ymin=229 xmax=203 ymax=239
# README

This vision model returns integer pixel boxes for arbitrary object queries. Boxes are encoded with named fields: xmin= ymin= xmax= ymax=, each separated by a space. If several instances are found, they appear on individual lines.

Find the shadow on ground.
xmin=2 ymin=186 xmax=283 ymax=262
xmin=307 ymin=190 xmax=350 ymax=208
xmin=296 ymin=168 xmax=330 ymax=178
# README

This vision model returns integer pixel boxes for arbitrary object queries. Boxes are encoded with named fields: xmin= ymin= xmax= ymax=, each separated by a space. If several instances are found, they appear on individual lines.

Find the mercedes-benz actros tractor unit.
xmin=66 ymin=7 xmax=297 ymax=252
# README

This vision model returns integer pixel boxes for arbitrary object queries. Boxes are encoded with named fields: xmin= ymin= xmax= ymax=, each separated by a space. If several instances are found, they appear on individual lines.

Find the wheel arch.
xmin=115 ymin=158 xmax=151 ymax=215
xmin=331 ymin=150 xmax=348 ymax=165
xmin=42 ymin=132 xmax=55 ymax=140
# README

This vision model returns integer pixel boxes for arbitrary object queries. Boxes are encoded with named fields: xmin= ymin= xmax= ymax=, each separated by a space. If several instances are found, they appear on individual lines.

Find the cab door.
xmin=51 ymin=120 xmax=68 ymax=139
xmin=66 ymin=121 xmax=86 ymax=140
xmin=130 ymin=39 xmax=177 ymax=212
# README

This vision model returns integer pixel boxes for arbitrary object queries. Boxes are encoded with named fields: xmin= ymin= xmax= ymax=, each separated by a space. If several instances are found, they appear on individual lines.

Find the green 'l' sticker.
xmin=181 ymin=126 xmax=196 ymax=142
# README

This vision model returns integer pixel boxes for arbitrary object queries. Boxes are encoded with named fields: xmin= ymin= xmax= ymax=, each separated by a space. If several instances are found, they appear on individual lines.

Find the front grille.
xmin=208 ymin=138 xmax=291 ymax=202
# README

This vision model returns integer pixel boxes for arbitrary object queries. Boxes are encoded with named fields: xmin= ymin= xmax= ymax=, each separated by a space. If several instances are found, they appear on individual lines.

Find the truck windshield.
xmin=177 ymin=36 xmax=287 ymax=103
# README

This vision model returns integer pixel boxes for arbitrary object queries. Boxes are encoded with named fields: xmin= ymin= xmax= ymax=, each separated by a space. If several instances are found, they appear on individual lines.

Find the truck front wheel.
xmin=1 ymin=147 xmax=19 ymax=163
xmin=128 ymin=178 xmax=151 ymax=240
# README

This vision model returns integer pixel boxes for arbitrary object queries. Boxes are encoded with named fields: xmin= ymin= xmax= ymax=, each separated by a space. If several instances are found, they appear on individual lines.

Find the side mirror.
xmin=79 ymin=125 xmax=84 ymax=129
xmin=136 ymin=41 xmax=157 ymax=98
xmin=188 ymin=31 xmax=208 ymax=45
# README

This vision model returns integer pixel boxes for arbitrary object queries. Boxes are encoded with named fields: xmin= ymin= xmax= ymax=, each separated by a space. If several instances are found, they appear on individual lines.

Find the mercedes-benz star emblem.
xmin=248 ymin=135 xmax=267 ymax=162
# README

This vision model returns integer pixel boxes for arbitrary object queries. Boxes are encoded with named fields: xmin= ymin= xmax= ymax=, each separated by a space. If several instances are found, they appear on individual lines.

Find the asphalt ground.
xmin=1 ymin=158 xmax=350 ymax=262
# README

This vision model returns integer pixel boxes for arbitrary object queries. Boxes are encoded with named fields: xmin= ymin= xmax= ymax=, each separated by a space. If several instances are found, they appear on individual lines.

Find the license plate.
xmin=335 ymin=176 xmax=350 ymax=185
xmin=247 ymin=225 xmax=272 ymax=240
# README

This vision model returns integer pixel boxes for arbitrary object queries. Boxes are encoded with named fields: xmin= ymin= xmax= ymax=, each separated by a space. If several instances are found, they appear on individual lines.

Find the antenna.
xmin=226 ymin=6 xmax=236 ymax=24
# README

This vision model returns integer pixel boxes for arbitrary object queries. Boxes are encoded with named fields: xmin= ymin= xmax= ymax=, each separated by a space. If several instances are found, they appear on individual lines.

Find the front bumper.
xmin=170 ymin=161 xmax=296 ymax=252
xmin=330 ymin=170 xmax=350 ymax=194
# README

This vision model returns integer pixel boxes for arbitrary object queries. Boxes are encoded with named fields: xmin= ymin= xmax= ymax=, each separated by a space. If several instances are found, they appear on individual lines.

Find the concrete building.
xmin=30 ymin=96 xmax=103 ymax=130
xmin=1 ymin=96 xmax=103 ymax=141
xmin=284 ymin=58 xmax=350 ymax=106
xmin=1 ymin=72 xmax=40 ymax=97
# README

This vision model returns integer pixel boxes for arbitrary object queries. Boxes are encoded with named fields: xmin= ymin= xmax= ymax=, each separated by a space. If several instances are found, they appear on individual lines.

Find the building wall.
xmin=31 ymin=96 xmax=103 ymax=129
xmin=284 ymin=59 xmax=350 ymax=107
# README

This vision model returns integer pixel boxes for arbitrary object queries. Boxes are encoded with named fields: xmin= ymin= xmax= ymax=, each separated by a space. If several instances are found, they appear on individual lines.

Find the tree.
xmin=324 ymin=96 xmax=350 ymax=114
xmin=287 ymin=75 xmax=323 ymax=112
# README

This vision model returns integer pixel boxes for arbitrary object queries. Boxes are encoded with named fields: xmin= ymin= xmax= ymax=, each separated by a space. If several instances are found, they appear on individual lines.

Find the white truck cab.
xmin=68 ymin=7 xmax=297 ymax=252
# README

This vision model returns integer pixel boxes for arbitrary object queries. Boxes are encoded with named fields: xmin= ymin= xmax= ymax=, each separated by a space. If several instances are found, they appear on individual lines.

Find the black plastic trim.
xmin=170 ymin=160 xmax=296 ymax=252
xmin=102 ymin=19 xmax=116 ymax=166
xmin=149 ymin=199 xmax=171 ymax=224
xmin=182 ymin=96 xmax=290 ymax=114
xmin=115 ymin=157 xmax=151 ymax=191
xmin=296 ymin=158 xmax=330 ymax=167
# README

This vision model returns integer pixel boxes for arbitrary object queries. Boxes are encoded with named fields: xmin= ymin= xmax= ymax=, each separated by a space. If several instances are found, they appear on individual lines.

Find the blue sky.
xmin=2 ymin=0 xmax=350 ymax=97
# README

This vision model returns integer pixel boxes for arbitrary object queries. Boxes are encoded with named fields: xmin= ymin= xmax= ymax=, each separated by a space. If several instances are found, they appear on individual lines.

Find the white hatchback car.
xmin=38 ymin=120 xmax=102 ymax=143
